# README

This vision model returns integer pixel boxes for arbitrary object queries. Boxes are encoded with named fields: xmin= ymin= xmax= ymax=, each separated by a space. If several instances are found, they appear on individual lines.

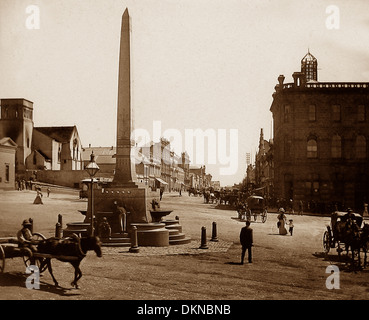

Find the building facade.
xmin=270 ymin=52 xmax=369 ymax=212
xmin=0 ymin=99 xmax=34 ymax=176
xmin=0 ymin=137 xmax=17 ymax=190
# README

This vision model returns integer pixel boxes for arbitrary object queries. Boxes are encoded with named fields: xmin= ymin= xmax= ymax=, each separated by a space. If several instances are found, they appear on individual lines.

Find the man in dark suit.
xmin=240 ymin=220 xmax=253 ymax=264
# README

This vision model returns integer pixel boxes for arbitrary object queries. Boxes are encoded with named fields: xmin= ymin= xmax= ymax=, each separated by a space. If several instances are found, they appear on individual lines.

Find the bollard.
xmin=55 ymin=222 xmax=62 ymax=238
xmin=129 ymin=226 xmax=140 ymax=253
xmin=210 ymin=221 xmax=219 ymax=242
xmin=58 ymin=214 xmax=63 ymax=229
xmin=199 ymin=226 xmax=208 ymax=249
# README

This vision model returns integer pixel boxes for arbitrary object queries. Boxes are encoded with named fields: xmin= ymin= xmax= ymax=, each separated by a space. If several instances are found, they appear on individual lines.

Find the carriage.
xmin=0 ymin=231 xmax=102 ymax=288
xmin=0 ymin=232 xmax=47 ymax=273
xmin=237 ymin=196 xmax=267 ymax=223
xmin=322 ymin=211 xmax=363 ymax=255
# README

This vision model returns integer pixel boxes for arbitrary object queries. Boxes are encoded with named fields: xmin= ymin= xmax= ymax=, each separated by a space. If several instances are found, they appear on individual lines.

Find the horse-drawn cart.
xmin=323 ymin=211 xmax=363 ymax=255
xmin=0 ymin=232 xmax=47 ymax=273
xmin=237 ymin=196 xmax=267 ymax=223
xmin=0 ymin=232 xmax=102 ymax=288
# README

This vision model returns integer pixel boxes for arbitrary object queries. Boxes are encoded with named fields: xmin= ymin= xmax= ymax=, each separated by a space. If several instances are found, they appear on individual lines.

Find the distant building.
xmin=29 ymin=126 xmax=83 ymax=171
xmin=0 ymin=99 xmax=33 ymax=177
xmin=254 ymin=128 xmax=274 ymax=198
xmin=270 ymin=51 xmax=369 ymax=212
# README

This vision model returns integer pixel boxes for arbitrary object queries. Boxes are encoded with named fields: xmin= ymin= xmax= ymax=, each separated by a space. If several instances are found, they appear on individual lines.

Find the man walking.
xmin=240 ymin=220 xmax=253 ymax=264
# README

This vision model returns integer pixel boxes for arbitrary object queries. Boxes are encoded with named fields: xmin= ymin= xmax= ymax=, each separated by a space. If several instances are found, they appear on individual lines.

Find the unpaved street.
xmin=0 ymin=189 xmax=368 ymax=300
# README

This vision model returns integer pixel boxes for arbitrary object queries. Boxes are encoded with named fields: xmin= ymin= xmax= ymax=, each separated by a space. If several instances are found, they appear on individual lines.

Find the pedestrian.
xmin=298 ymin=200 xmax=303 ymax=215
xmin=287 ymin=219 xmax=294 ymax=236
xmin=160 ymin=187 xmax=164 ymax=201
xmin=277 ymin=208 xmax=287 ymax=235
xmin=47 ymin=187 xmax=51 ymax=197
xmin=114 ymin=201 xmax=127 ymax=233
xmin=33 ymin=189 xmax=43 ymax=204
xmin=240 ymin=220 xmax=253 ymax=264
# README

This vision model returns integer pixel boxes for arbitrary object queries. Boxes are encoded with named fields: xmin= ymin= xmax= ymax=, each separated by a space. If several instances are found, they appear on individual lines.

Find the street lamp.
xmin=85 ymin=151 xmax=100 ymax=236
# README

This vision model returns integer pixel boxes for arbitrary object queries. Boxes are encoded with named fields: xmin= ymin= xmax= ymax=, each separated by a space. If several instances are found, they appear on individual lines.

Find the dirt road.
xmin=0 ymin=189 xmax=368 ymax=300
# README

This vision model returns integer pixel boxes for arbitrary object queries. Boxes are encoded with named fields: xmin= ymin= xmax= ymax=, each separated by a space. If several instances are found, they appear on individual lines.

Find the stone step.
xmin=169 ymin=233 xmax=187 ymax=241
xmin=168 ymin=229 xmax=180 ymax=236
xmin=169 ymin=236 xmax=191 ymax=246
xmin=162 ymin=219 xmax=181 ymax=226
xmin=101 ymin=242 xmax=131 ymax=247
xmin=164 ymin=224 xmax=183 ymax=233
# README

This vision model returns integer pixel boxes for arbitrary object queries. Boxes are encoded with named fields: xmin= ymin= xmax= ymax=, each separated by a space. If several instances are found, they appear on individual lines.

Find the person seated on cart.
xmin=17 ymin=219 xmax=38 ymax=252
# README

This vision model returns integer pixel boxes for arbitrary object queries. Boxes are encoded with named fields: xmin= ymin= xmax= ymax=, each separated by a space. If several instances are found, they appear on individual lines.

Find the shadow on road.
xmin=0 ymin=272 xmax=80 ymax=297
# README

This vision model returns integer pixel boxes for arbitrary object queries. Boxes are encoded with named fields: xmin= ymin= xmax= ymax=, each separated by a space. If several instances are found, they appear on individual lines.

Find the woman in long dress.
xmin=277 ymin=208 xmax=287 ymax=235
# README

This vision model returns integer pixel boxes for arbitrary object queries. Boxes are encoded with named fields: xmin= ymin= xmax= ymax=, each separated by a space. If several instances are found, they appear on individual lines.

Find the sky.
xmin=1 ymin=0 xmax=369 ymax=186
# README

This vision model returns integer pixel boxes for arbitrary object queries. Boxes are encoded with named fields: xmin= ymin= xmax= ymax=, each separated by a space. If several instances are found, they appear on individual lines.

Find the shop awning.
xmin=155 ymin=177 xmax=168 ymax=185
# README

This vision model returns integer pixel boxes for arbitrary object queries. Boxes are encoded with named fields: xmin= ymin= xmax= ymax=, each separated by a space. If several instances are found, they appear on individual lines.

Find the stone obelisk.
xmin=112 ymin=8 xmax=137 ymax=187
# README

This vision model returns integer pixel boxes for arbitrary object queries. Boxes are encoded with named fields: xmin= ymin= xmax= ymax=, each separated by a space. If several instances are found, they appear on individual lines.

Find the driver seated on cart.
xmin=17 ymin=219 xmax=38 ymax=252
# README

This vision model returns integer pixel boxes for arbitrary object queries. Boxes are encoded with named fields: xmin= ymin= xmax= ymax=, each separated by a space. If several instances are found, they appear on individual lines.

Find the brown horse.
xmin=37 ymin=235 xmax=102 ymax=288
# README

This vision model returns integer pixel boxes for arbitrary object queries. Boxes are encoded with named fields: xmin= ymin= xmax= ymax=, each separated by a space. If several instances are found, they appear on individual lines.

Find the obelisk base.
xmin=91 ymin=185 xmax=160 ymax=231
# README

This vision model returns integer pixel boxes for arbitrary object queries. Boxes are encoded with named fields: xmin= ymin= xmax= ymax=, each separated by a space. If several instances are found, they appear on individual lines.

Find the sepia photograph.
xmin=0 ymin=0 xmax=369 ymax=308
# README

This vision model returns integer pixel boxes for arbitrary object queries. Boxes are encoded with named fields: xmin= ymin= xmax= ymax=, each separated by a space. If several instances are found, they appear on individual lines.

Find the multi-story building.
xmin=254 ymin=128 xmax=274 ymax=199
xmin=0 ymin=99 xmax=34 ymax=176
xmin=0 ymin=99 xmax=83 ymax=186
xmin=270 ymin=51 xmax=369 ymax=212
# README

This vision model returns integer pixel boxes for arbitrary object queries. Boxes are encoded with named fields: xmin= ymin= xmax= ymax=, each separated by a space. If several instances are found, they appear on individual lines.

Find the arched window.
xmin=331 ymin=135 xmax=342 ymax=158
xmin=355 ymin=135 xmax=366 ymax=159
xmin=307 ymin=139 xmax=317 ymax=158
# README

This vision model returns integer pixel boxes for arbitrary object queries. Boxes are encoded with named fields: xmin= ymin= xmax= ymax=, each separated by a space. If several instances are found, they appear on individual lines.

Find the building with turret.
xmin=270 ymin=51 xmax=369 ymax=212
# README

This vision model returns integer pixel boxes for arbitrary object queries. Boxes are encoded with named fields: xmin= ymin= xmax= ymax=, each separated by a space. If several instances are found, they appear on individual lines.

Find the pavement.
xmin=104 ymin=239 xmax=233 ymax=257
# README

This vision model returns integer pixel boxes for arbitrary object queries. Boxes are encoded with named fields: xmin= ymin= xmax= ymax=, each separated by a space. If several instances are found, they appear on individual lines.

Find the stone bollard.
xmin=58 ymin=214 xmax=63 ymax=229
xmin=129 ymin=226 xmax=140 ymax=253
xmin=55 ymin=222 xmax=62 ymax=238
xmin=210 ymin=221 xmax=219 ymax=242
xmin=199 ymin=226 xmax=208 ymax=249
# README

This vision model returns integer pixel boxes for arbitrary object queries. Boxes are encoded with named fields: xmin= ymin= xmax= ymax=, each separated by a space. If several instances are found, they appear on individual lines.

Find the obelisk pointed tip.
xmin=123 ymin=8 xmax=129 ymax=17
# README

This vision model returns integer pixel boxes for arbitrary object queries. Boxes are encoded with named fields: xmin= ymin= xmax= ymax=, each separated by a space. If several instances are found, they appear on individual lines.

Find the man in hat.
xmin=240 ymin=220 xmax=253 ymax=264
xmin=17 ymin=219 xmax=37 ymax=252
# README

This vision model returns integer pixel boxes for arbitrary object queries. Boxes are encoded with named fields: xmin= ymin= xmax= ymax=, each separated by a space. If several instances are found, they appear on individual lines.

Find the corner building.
xmin=270 ymin=52 xmax=369 ymax=212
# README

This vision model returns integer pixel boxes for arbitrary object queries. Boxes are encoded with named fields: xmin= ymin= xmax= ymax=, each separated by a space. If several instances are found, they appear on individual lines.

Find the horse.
xmin=36 ymin=235 xmax=102 ymax=288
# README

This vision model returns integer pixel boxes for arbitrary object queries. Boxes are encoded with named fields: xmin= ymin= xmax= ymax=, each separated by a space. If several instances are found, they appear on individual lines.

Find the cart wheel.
xmin=23 ymin=232 xmax=47 ymax=271
xmin=261 ymin=210 xmax=267 ymax=223
xmin=32 ymin=232 xmax=47 ymax=242
xmin=323 ymin=231 xmax=331 ymax=253
xmin=0 ymin=245 xmax=5 ymax=273
xmin=22 ymin=247 xmax=35 ymax=268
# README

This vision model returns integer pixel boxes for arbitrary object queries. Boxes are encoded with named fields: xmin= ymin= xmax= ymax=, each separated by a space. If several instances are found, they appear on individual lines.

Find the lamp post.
xmin=85 ymin=151 xmax=100 ymax=236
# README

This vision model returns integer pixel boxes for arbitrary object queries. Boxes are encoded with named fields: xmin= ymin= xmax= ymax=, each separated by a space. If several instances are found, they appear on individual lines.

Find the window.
xmin=358 ymin=105 xmax=366 ymax=122
xmin=332 ymin=105 xmax=341 ymax=121
xmin=284 ymin=136 xmax=292 ymax=159
xmin=307 ymin=139 xmax=317 ymax=158
xmin=331 ymin=135 xmax=342 ymax=158
xmin=355 ymin=135 xmax=366 ymax=159
xmin=58 ymin=146 xmax=61 ymax=163
xmin=5 ymin=164 xmax=10 ymax=182
xmin=308 ymin=105 xmax=316 ymax=121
